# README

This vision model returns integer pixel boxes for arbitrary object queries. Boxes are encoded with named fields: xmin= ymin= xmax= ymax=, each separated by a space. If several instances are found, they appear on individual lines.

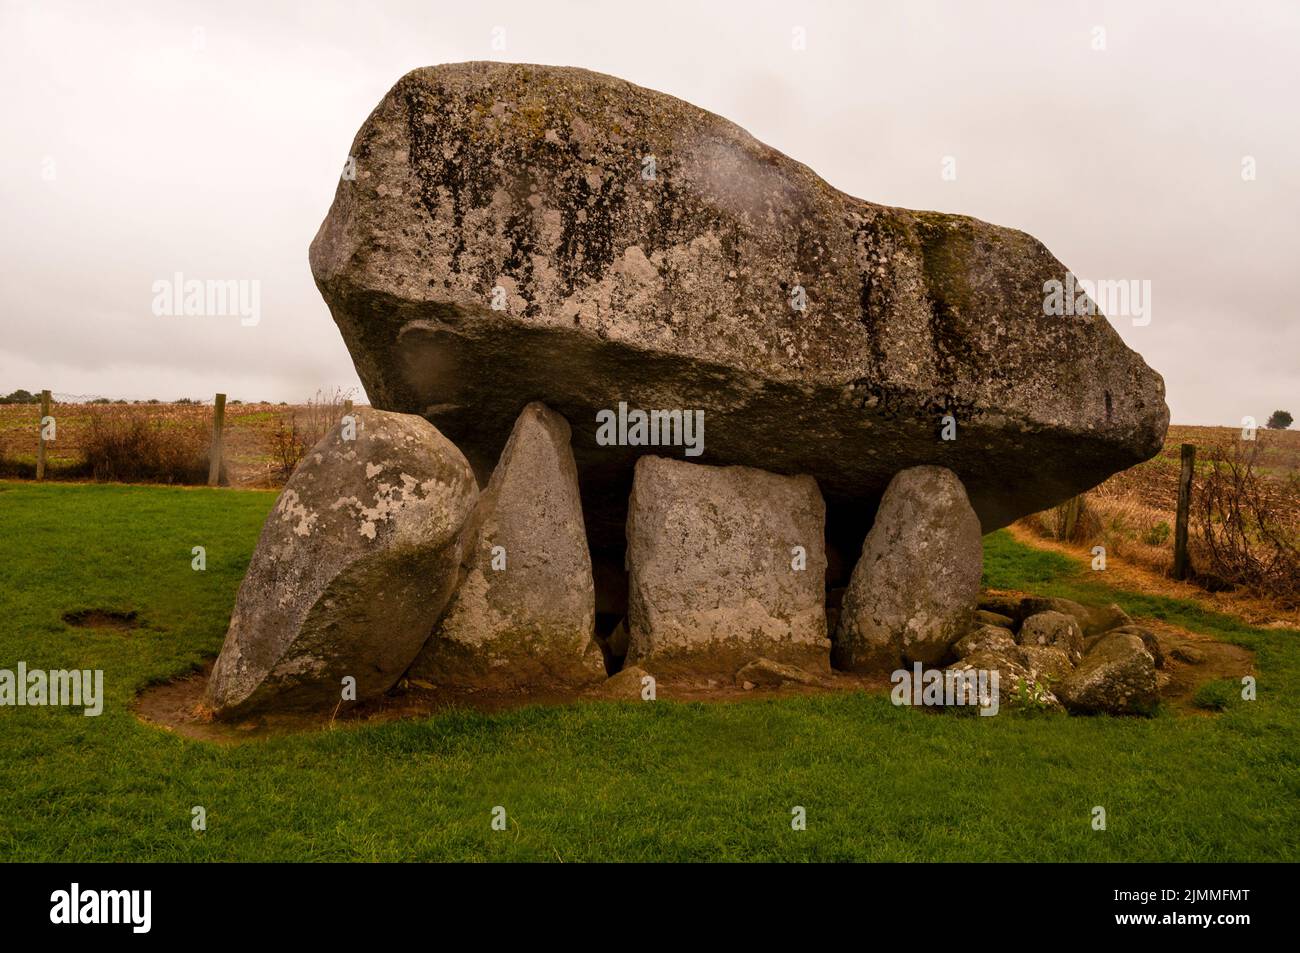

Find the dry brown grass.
xmin=82 ymin=407 xmax=212 ymax=484
xmin=0 ymin=394 xmax=360 ymax=487
xmin=1019 ymin=424 xmax=1300 ymax=615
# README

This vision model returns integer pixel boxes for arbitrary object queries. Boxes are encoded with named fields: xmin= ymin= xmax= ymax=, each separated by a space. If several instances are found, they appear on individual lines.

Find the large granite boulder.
xmin=407 ymin=402 xmax=606 ymax=689
xmin=207 ymin=409 xmax=477 ymax=718
xmin=833 ymin=466 xmax=982 ymax=670
xmin=624 ymin=456 xmax=830 ymax=677
xmin=309 ymin=61 xmax=1168 ymax=558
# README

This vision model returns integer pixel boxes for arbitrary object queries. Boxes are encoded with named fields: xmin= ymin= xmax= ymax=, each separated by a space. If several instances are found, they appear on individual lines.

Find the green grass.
xmin=1192 ymin=679 xmax=1244 ymax=712
xmin=0 ymin=481 xmax=1297 ymax=861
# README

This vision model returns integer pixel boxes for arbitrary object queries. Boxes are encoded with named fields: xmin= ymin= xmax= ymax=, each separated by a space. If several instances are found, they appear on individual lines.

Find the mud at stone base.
xmin=133 ymin=662 xmax=889 ymax=743
xmin=134 ymin=613 xmax=1253 ymax=744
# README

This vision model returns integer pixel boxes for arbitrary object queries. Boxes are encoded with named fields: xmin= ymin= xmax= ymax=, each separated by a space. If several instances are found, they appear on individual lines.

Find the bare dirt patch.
xmin=1143 ymin=618 xmax=1255 ymax=714
xmin=133 ymin=662 xmax=891 ymax=743
xmin=63 ymin=608 xmax=141 ymax=630
xmin=133 ymin=631 xmax=1245 ymax=744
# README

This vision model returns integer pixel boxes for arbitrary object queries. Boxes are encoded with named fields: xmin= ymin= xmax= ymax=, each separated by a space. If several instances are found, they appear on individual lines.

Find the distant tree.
xmin=1266 ymin=410 xmax=1293 ymax=430
xmin=0 ymin=389 xmax=38 ymax=404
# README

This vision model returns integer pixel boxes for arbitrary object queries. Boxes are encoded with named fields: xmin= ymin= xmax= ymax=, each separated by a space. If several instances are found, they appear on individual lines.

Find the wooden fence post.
xmin=208 ymin=393 xmax=226 ymax=487
xmin=1061 ymin=495 xmax=1081 ymax=540
xmin=1173 ymin=442 xmax=1195 ymax=581
xmin=36 ymin=389 xmax=51 ymax=481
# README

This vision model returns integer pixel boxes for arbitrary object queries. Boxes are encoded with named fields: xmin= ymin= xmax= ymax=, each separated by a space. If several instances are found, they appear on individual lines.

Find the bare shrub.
xmin=1194 ymin=439 xmax=1300 ymax=607
xmin=269 ymin=388 xmax=354 ymax=481
xmin=82 ymin=406 xmax=211 ymax=484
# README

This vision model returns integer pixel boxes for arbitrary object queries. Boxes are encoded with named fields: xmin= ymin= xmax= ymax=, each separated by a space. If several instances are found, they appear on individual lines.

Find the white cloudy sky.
xmin=1 ymin=0 xmax=1295 ymax=424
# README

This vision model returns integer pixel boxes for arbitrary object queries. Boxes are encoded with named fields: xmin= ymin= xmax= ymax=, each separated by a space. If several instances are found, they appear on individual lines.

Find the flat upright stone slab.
xmin=624 ymin=456 xmax=830 ymax=677
xmin=408 ymin=402 xmax=605 ymax=690
xmin=834 ymin=465 xmax=982 ymax=670
xmin=207 ymin=409 xmax=477 ymax=718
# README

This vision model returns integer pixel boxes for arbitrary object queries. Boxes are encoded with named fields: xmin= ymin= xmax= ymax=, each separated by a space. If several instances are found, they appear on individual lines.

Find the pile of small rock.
xmin=951 ymin=595 xmax=1163 ymax=714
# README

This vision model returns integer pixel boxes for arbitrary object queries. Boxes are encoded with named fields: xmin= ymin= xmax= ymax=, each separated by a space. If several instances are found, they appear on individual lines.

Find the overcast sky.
xmin=1 ymin=0 xmax=1295 ymax=424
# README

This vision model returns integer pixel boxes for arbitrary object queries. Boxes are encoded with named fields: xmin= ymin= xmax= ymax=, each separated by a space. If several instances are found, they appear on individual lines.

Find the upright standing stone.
xmin=834 ymin=465 xmax=982 ymax=670
xmin=624 ymin=456 xmax=830 ymax=677
xmin=408 ymin=402 xmax=605 ymax=689
xmin=207 ymin=409 xmax=477 ymax=718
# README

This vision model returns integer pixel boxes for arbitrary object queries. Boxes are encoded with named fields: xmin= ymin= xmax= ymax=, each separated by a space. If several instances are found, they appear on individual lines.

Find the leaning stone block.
xmin=311 ymin=63 xmax=1169 ymax=561
xmin=207 ymin=409 xmax=477 ymax=718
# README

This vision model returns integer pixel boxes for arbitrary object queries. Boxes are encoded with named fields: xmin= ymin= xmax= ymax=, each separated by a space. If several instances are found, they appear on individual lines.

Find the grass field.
xmin=0 ymin=480 xmax=1297 ymax=861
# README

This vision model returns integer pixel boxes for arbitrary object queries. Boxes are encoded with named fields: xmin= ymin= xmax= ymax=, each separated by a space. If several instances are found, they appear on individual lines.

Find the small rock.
xmin=1085 ymin=603 xmax=1134 ymax=636
xmin=949 ymin=649 xmax=1063 ymax=712
xmin=1170 ymin=644 xmax=1205 ymax=665
xmin=1058 ymin=632 xmax=1158 ymax=715
xmin=593 ymin=666 xmax=654 ymax=700
xmin=975 ymin=609 xmax=1015 ymax=628
xmin=1018 ymin=611 xmax=1084 ymax=663
xmin=1015 ymin=597 xmax=1130 ymax=637
xmin=735 ymin=657 xmax=823 ymax=688
xmin=1019 ymin=645 xmax=1074 ymax=684
xmin=953 ymin=624 xmax=1017 ymax=659
xmin=1016 ymin=596 xmax=1090 ymax=627
xmin=977 ymin=594 xmax=1023 ymax=620
xmin=1106 ymin=624 xmax=1165 ymax=669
